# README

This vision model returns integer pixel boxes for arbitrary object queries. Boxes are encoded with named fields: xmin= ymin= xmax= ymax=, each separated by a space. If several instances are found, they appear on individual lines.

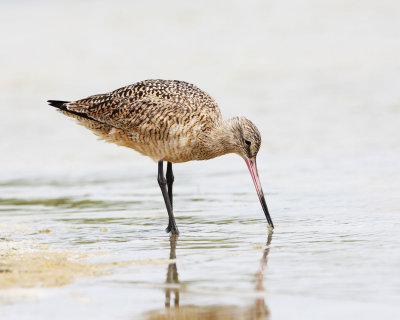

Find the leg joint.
xmin=158 ymin=175 xmax=166 ymax=186
xmin=166 ymin=171 xmax=174 ymax=183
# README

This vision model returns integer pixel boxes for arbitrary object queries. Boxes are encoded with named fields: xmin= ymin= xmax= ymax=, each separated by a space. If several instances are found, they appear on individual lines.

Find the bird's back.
xmin=50 ymin=80 xmax=223 ymax=163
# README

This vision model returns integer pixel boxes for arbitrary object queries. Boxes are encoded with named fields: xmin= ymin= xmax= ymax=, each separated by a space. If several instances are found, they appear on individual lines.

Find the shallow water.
xmin=1 ymin=0 xmax=400 ymax=319
xmin=1 ymin=154 xmax=399 ymax=319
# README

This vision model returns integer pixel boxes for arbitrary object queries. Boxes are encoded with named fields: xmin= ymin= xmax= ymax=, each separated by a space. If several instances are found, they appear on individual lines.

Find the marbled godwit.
xmin=48 ymin=79 xmax=274 ymax=234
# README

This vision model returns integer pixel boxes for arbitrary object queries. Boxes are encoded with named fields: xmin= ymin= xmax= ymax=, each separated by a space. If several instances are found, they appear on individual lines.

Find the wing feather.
xmin=63 ymin=80 xmax=222 ymax=132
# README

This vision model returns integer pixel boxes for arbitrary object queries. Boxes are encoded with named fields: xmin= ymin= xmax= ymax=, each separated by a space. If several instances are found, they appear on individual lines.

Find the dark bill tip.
xmin=245 ymin=157 xmax=274 ymax=229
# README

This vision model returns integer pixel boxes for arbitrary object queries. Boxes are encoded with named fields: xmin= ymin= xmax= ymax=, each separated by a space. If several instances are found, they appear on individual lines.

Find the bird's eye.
xmin=245 ymin=140 xmax=251 ymax=146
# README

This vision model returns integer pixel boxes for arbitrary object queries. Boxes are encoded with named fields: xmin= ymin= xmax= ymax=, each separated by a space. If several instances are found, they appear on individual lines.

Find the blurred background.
xmin=1 ymin=0 xmax=399 ymax=169
xmin=0 ymin=0 xmax=399 ymax=319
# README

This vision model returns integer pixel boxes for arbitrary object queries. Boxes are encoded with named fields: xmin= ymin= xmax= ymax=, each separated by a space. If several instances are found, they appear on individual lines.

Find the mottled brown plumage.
xmin=49 ymin=79 xmax=262 ymax=163
xmin=48 ymin=79 xmax=273 ymax=234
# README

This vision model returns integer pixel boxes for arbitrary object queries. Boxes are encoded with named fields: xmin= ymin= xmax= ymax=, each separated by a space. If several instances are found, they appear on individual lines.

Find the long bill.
xmin=245 ymin=157 xmax=274 ymax=228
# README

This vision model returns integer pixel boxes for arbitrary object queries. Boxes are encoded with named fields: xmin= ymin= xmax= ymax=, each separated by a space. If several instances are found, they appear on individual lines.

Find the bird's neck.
xmin=197 ymin=118 xmax=239 ymax=160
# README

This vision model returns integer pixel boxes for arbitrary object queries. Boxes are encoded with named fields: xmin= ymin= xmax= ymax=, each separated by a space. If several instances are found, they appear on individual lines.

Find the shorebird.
xmin=48 ymin=79 xmax=274 ymax=234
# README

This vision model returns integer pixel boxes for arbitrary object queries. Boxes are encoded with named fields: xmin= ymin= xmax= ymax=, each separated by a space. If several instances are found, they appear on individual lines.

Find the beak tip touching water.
xmin=245 ymin=157 xmax=274 ymax=229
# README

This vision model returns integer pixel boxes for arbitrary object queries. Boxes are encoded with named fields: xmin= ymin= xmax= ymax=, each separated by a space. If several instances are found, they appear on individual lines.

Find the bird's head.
xmin=229 ymin=117 xmax=274 ymax=229
xmin=230 ymin=117 xmax=262 ymax=160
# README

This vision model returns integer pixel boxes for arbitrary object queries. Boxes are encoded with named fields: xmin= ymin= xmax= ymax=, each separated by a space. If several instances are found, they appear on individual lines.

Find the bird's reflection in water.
xmin=165 ymin=234 xmax=179 ymax=308
xmin=145 ymin=232 xmax=273 ymax=320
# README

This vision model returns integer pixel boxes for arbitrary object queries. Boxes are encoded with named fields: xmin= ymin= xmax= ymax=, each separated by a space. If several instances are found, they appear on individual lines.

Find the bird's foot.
xmin=165 ymin=224 xmax=179 ymax=235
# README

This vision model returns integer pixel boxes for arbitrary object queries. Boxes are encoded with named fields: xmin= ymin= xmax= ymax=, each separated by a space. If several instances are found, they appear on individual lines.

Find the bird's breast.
xmin=107 ymin=119 xmax=208 ymax=163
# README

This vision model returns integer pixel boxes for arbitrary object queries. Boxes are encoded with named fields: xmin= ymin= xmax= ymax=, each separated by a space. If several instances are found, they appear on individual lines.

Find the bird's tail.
xmin=47 ymin=100 xmax=70 ymax=110
xmin=47 ymin=99 xmax=93 ymax=120
xmin=47 ymin=99 xmax=113 ymax=139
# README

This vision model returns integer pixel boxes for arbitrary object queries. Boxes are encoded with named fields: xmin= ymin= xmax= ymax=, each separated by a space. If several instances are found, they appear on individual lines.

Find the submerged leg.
xmin=166 ymin=162 xmax=174 ymax=231
xmin=158 ymin=160 xmax=179 ymax=234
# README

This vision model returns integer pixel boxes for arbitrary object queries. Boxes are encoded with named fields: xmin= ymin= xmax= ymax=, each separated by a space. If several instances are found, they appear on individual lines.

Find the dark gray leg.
xmin=166 ymin=162 xmax=174 ymax=207
xmin=158 ymin=161 xmax=179 ymax=234
xmin=166 ymin=162 xmax=174 ymax=231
